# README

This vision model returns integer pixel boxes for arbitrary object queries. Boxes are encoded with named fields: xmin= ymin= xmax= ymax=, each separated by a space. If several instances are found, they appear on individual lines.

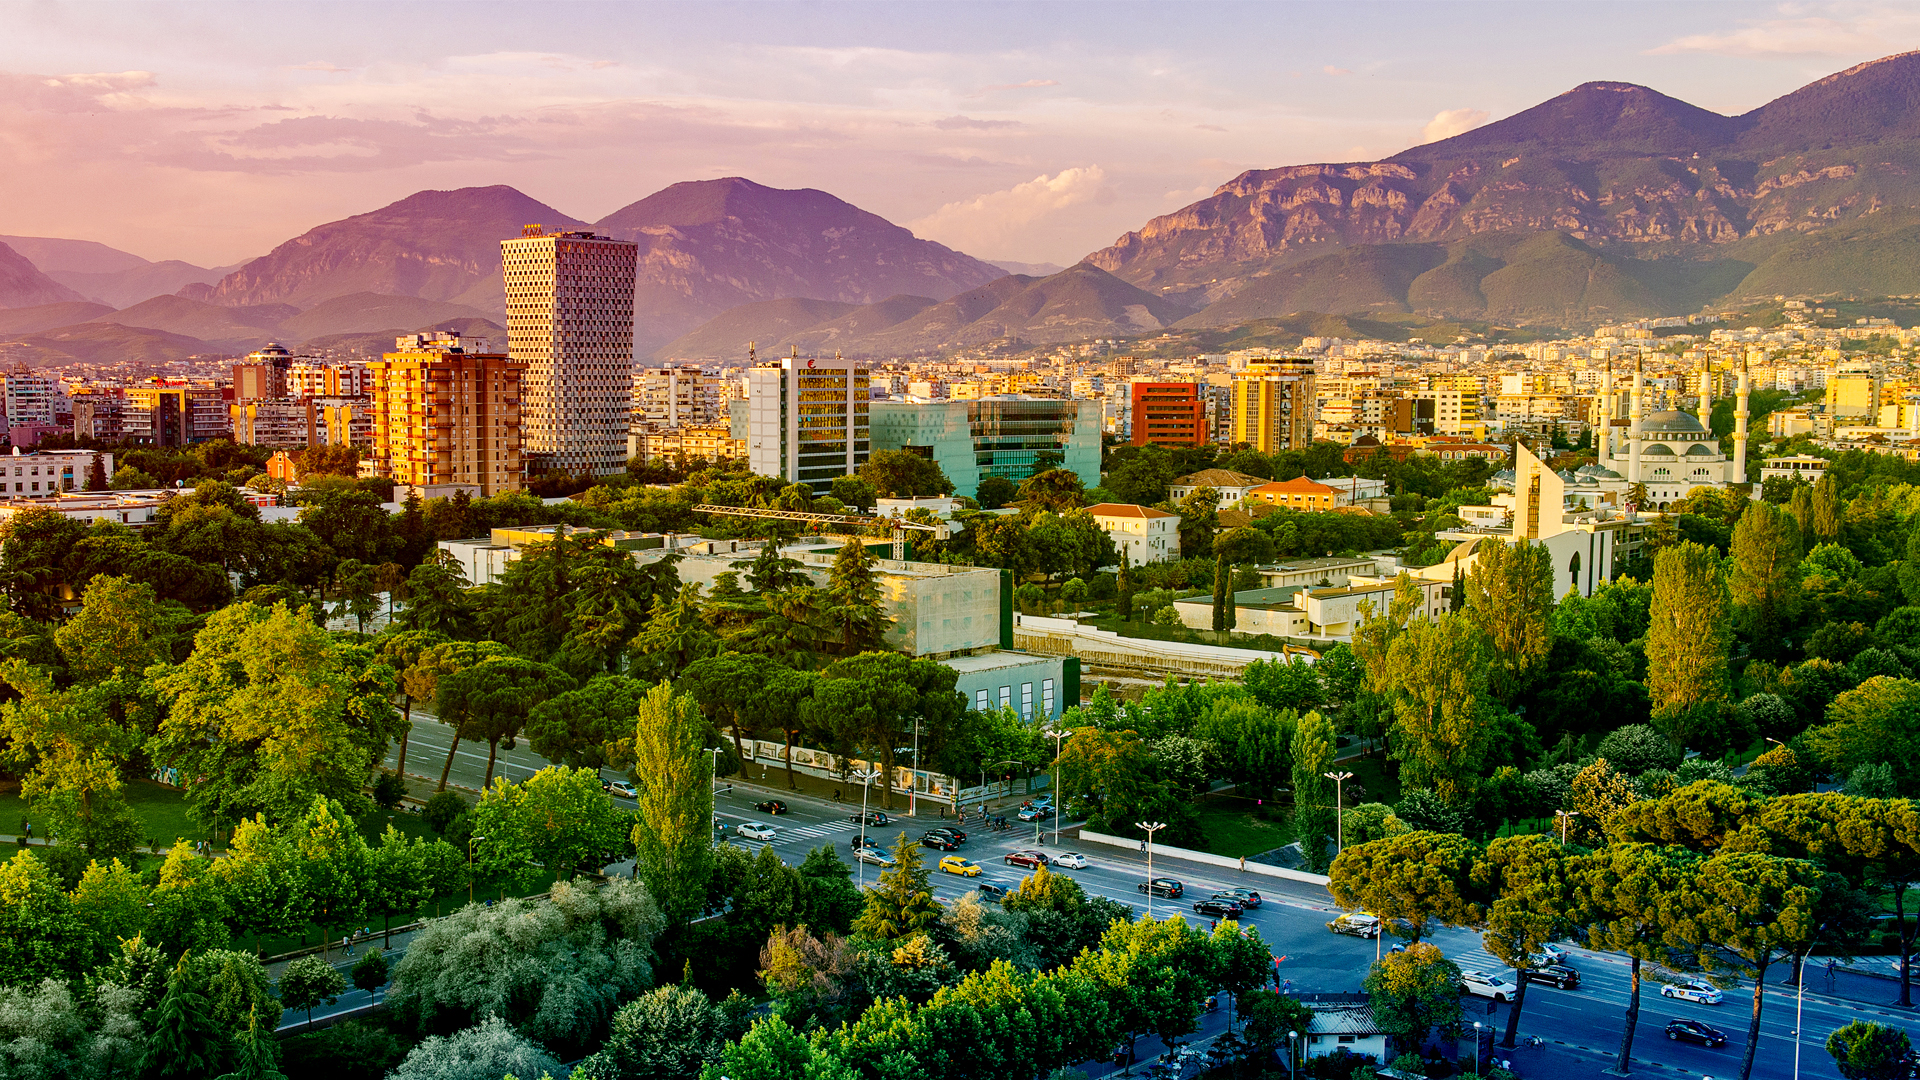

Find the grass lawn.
xmin=1346 ymin=754 xmax=1401 ymax=808
xmin=1193 ymin=797 xmax=1295 ymax=859
xmin=0 ymin=779 xmax=206 ymax=848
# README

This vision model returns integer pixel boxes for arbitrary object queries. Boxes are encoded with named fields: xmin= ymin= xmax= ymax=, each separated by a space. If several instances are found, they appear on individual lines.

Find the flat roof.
xmin=1257 ymin=556 xmax=1374 ymax=571
xmin=941 ymin=651 xmax=1063 ymax=674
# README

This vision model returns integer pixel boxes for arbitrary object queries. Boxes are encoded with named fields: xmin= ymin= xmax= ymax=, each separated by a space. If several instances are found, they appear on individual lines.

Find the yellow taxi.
xmin=938 ymin=855 xmax=981 ymax=877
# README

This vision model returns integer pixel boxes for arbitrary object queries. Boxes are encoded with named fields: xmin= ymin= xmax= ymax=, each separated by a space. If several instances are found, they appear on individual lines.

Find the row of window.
xmin=971 ymin=679 xmax=1056 ymax=719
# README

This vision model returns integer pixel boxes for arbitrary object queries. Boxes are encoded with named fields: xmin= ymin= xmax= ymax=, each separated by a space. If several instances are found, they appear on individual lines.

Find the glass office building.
xmin=869 ymin=397 xmax=1100 ymax=498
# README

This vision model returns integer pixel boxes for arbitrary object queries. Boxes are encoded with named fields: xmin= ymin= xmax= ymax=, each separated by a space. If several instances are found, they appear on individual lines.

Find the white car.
xmin=607 ymin=781 xmax=637 ymax=799
xmin=853 ymin=846 xmax=897 ymax=868
xmin=1531 ymin=944 xmax=1568 ymax=966
xmin=737 ymin=822 xmax=777 ymax=841
xmin=1050 ymin=852 xmax=1089 ymax=869
xmin=1460 ymin=970 xmax=1519 ymax=1002
xmin=1661 ymin=980 xmax=1724 ymax=1005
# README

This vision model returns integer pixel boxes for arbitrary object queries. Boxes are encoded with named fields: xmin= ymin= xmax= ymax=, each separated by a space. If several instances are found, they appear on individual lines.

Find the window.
xmin=999 ymin=686 xmax=1012 ymax=710
xmin=1042 ymin=678 xmax=1055 ymax=716
xmin=1021 ymin=683 xmax=1034 ymax=718
xmin=975 ymin=689 xmax=990 ymax=711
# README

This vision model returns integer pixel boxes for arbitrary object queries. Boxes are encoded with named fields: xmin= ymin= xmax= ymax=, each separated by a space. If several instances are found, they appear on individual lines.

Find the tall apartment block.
xmin=233 ymin=343 xmax=293 ymax=401
xmin=748 ymin=353 xmax=870 ymax=493
xmin=634 ymin=365 xmax=726 ymax=426
xmin=366 ymin=333 xmax=524 ymax=499
xmin=501 ymin=226 xmax=638 ymax=476
xmin=123 ymin=384 xmax=228 ymax=446
xmin=1129 ymin=382 xmax=1207 ymax=446
xmin=1231 ymin=360 xmax=1316 ymax=454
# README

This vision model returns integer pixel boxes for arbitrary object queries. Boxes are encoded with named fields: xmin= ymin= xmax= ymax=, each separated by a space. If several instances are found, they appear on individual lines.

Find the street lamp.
xmin=1323 ymin=770 xmax=1353 ymax=853
xmin=1286 ymin=1029 xmax=1299 ymax=1080
xmin=1554 ymin=809 xmax=1577 ymax=846
xmin=705 ymin=747 xmax=723 ymax=846
xmin=909 ymin=716 xmax=921 ymax=817
xmin=1473 ymin=1021 xmax=1483 ymax=1075
xmin=1137 ymin=821 xmax=1166 ymax=916
xmin=466 ymin=835 xmax=488 ymax=904
xmin=852 ymin=766 xmax=882 ymax=889
xmin=1043 ymin=727 xmax=1069 ymax=845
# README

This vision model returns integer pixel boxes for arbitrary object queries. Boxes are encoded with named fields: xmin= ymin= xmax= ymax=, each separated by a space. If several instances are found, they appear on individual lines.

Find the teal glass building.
xmin=869 ymin=397 xmax=1101 ymax=498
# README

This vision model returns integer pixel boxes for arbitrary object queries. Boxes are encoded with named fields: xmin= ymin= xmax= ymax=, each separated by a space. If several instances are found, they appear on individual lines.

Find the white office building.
xmin=748 ymin=354 xmax=870 ymax=493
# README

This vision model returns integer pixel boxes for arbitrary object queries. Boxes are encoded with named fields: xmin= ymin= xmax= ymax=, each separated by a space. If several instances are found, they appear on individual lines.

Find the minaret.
xmin=1696 ymin=358 xmax=1713 ymax=429
xmin=1732 ymin=353 xmax=1750 ymax=485
xmin=1628 ymin=355 xmax=1644 ymax=484
xmin=1599 ymin=359 xmax=1613 ymax=464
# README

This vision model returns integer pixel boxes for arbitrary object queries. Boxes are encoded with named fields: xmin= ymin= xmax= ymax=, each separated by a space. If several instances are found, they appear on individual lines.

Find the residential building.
xmin=366 ymin=332 xmax=525 ymax=499
xmin=0 ymin=489 xmax=159 ymax=530
xmin=1166 ymin=469 xmax=1268 ymax=504
xmin=501 ymin=225 xmax=639 ymax=476
xmin=4 ymin=373 xmax=60 ymax=428
xmin=233 ymin=344 xmax=293 ymax=401
xmin=124 ymin=384 xmax=227 ymax=446
xmin=1300 ymin=995 xmax=1390 ymax=1063
xmin=628 ymin=422 xmax=745 ymax=464
xmin=1761 ymin=455 xmax=1829 ymax=484
xmin=749 ymin=353 xmax=871 ymax=493
xmin=0 ymin=449 xmax=112 ymax=498
xmin=1830 ymin=370 xmax=1883 ymax=420
xmin=1230 ymin=360 xmax=1315 ymax=453
xmin=634 ymin=366 xmax=726 ymax=427
xmin=287 ymin=361 xmax=369 ymax=398
xmin=72 ymin=395 xmax=124 ymax=441
xmin=1247 ymin=476 xmax=1342 ymax=512
xmin=868 ymin=397 xmax=1100 ymax=498
xmin=1085 ymin=503 xmax=1181 ymax=564
xmin=1129 ymin=382 xmax=1206 ymax=446
xmin=231 ymin=399 xmax=317 ymax=447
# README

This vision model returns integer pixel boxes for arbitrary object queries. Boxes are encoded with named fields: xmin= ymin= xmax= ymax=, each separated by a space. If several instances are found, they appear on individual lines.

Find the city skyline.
xmin=0 ymin=1 xmax=1910 ymax=268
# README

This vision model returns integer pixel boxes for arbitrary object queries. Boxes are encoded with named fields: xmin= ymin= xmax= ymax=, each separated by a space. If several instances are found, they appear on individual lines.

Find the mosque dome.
xmin=1640 ymin=410 xmax=1708 ymax=434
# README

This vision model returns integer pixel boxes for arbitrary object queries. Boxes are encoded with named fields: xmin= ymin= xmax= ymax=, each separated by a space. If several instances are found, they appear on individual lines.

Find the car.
xmin=1661 ymin=980 xmax=1724 ymax=1005
xmin=1192 ymin=898 xmax=1243 ymax=918
xmin=1530 ymin=944 xmax=1568 ymax=967
xmin=1050 ymin=852 xmax=1089 ymax=869
xmin=754 ymin=800 xmax=788 ymax=815
xmin=737 ymin=822 xmax=777 ymax=841
xmin=1522 ymin=964 xmax=1581 ymax=990
xmin=852 ymin=846 xmax=896 ymax=868
xmin=974 ymin=882 xmax=1010 ymax=903
xmin=1005 ymin=850 xmax=1050 ymax=868
xmin=1029 ymin=794 xmax=1054 ymax=809
xmin=1016 ymin=806 xmax=1048 ymax=822
xmin=1137 ymin=877 xmax=1184 ymax=898
xmin=849 ymin=835 xmax=879 ymax=850
xmin=849 ymin=810 xmax=889 ymax=826
xmin=606 ymin=781 xmax=637 ymax=799
xmin=1665 ymin=1019 xmax=1728 ymax=1048
xmin=930 ymin=826 xmax=967 ymax=843
xmin=1328 ymin=912 xmax=1381 ymax=938
xmin=920 ymin=831 xmax=960 ymax=851
xmin=938 ymin=855 xmax=981 ymax=877
xmin=1215 ymin=888 xmax=1262 ymax=908
xmin=1460 ymin=971 xmax=1519 ymax=1002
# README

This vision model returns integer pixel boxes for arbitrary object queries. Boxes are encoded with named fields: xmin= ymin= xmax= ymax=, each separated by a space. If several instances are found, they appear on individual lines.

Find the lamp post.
xmin=909 ymin=716 xmax=921 ymax=817
xmin=853 ymin=766 xmax=882 ymax=888
xmin=1044 ymin=727 xmax=1069 ymax=845
xmin=466 ymin=835 xmax=487 ymax=904
xmin=1286 ymin=1029 xmax=1299 ymax=1080
xmin=979 ymin=759 xmax=1026 ymax=820
xmin=1473 ymin=1021 xmax=1483 ymax=1075
xmin=1324 ymin=770 xmax=1353 ymax=853
xmin=1555 ymin=809 xmax=1577 ymax=846
xmin=1137 ymin=820 xmax=1166 ymax=916
xmin=705 ymin=747 xmax=723 ymax=846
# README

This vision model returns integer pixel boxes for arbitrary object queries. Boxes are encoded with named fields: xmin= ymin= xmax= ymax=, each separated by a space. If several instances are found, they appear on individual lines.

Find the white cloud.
xmin=1323 ymin=65 xmax=1352 ymax=76
xmin=1421 ymin=107 xmax=1490 ymax=144
xmin=908 ymin=166 xmax=1110 ymax=256
xmin=1650 ymin=9 xmax=1920 ymax=57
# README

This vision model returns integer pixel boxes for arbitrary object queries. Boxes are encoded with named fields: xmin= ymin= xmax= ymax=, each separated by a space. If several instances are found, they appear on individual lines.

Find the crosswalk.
xmin=767 ymin=819 xmax=861 ymax=842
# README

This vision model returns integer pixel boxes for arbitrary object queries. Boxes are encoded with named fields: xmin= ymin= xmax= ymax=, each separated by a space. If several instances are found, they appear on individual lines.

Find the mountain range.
xmin=9 ymin=52 xmax=1920 ymax=365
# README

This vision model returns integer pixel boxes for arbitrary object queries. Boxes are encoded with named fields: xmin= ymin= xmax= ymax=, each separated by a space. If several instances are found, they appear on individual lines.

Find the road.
xmin=380 ymin=719 xmax=1913 ymax=1077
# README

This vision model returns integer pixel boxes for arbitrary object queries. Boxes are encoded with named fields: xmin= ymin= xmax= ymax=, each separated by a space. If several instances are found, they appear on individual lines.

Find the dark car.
xmin=849 ymin=810 xmax=889 ymax=826
xmin=920 ymin=831 xmax=960 ymax=851
xmin=1138 ymin=877 xmax=1184 ymax=898
xmin=754 ymin=800 xmax=788 ymax=815
xmin=975 ymin=882 xmax=1010 ymax=903
xmin=1214 ymin=889 xmax=1262 ymax=909
xmin=1192 ymin=898 xmax=1243 ymax=918
xmin=848 ymin=835 xmax=879 ymax=850
xmin=932 ymin=826 xmax=967 ymax=843
xmin=1005 ymin=850 xmax=1050 ymax=869
xmin=1524 ymin=964 xmax=1581 ymax=990
xmin=1665 ymin=1019 xmax=1728 ymax=1048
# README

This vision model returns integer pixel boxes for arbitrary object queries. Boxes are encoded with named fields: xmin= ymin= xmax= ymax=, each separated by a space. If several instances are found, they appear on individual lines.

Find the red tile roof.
xmin=1085 ymin=502 xmax=1179 ymax=519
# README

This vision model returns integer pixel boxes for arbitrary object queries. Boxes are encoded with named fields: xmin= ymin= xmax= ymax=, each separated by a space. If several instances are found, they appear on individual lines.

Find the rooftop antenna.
xmin=748 ymin=341 xmax=756 ymax=364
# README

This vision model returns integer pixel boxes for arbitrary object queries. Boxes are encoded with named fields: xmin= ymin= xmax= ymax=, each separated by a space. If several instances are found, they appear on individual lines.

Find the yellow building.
xmin=628 ymin=423 xmax=745 ymax=464
xmin=1231 ymin=360 xmax=1316 ymax=453
xmin=367 ymin=333 xmax=525 ymax=499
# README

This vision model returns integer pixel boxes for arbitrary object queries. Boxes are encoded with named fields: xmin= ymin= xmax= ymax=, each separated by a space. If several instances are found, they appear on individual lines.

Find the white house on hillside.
xmin=1086 ymin=503 xmax=1182 ymax=564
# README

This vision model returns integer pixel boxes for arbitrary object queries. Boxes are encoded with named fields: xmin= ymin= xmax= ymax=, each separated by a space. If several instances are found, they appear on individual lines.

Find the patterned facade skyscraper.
xmin=501 ymin=225 xmax=639 ymax=476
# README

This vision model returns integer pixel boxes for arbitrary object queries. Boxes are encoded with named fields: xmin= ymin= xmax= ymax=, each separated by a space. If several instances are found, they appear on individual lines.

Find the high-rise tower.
xmin=501 ymin=225 xmax=639 ymax=476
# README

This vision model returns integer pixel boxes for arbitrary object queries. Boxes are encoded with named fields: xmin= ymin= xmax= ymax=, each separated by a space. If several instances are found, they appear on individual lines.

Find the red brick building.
xmin=1130 ymin=382 xmax=1207 ymax=446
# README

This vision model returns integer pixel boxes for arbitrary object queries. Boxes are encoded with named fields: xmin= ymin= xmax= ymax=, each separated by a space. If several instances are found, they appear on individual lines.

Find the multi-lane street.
xmin=382 ymin=715 xmax=1917 ymax=1078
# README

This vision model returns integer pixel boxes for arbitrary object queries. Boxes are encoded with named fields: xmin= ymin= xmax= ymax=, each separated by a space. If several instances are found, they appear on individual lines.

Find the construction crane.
xmin=692 ymin=504 xmax=951 ymax=561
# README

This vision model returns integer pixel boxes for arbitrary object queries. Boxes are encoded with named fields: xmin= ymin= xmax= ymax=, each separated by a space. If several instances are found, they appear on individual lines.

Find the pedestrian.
xmin=22 ymin=821 xmax=29 ymax=840
xmin=1140 ymin=840 xmax=1147 ymax=852
xmin=1239 ymin=855 xmax=1246 ymax=872
xmin=342 ymin=934 xmax=352 ymax=956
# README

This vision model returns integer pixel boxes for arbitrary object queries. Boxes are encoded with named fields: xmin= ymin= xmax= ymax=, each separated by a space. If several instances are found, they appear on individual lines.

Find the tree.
xmin=975 ymin=475 xmax=1017 ymax=510
xmin=526 ymin=674 xmax=650 ymax=770
xmin=1729 ymin=500 xmax=1803 ymax=660
xmin=55 ymin=573 xmax=174 ymax=683
xmin=829 ymin=475 xmax=876 ymax=513
xmin=1376 ymin=613 xmax=1495 ymax=800
xmin=404 ymin=639 xmax=511 ymax=792
xmin=1462 ymin=538 xmax=1555 ymax=700
xmin=1474 ymin=835 xmax=1570 ymax=1048
xmin=1363 ymin=941 xmax=1465 ymax=1052
xmin=852 ymin=832 xmax=942 ymax=940
xmin=1647 ymin=540 xmax=1732 ymax=720
xmin=617 ymin=681 xmax=717 ymax=923
xmin=366 ymin=824 xmax=463 ymax=947
xmin=385 ymin=879 xmax=662 ymax=1055
xmin=0 ymin=850 xmax=95 ymax=987
xmin=212 ymin=1004 xmax=285 ymax=1080
xmin=394 ymin=552 xmax=474 ymax=637
xmin=1290 ymin=711 xmax=1337 ymax=872
xmin=436 ymin=655 xmax=575 ymax=788
xmin=1210 ymin=528 xmax=1274 ymax=632
xmin=1828 ymin=1021 xmax=1914 ymax=1080
xmin=860 ymin=450 xmax=952 ymax=498
xmin=470 ymin=766 xmax=628 ymax=884
xmin=1015 ymin=468 xmax=1085 ymax=512
xmin=1810 ymin=678 xmax=1920 ymax=795
xmin=143 ymin=960 xmax=232 ymax=1078
xmin=797 ymin=845 xmax=865 ymax=935
xmin=578 ymin=983 xmax=725 ymax=1080
xmin=1813 ymin=471 xmax=1843 ymax=543
xmin=0 ymin=660 xmax=146 ymax=861
xmin=351 ymin=951 xmax=389 ymax=1001
xmin=1572 ymin=843 xmax=1702 ymax=1074
xmin=386 ymin=1016 xmax=562 ymax=1080
xmin=824 ymin=539 xmax=887 ymax=656
xmin=1328 ymin=832 xmax=1481 ymax=943
xmin=276 ymin=956 xmax=344 ymax=1031
xmin=373 ymin=629 xmax=448 ymax=782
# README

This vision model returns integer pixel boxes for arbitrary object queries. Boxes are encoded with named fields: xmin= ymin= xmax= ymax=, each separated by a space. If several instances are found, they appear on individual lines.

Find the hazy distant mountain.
xmin=0 ymin=301 xmax=114 ymax=336
xmin=1088 ymin=50 xmax=1920 ymax=324
xmin=0 ymin=235 xmax=248 ymax=308
xmin=0 ymin=243 xmax=85 ymax=309
xmin=98 ymin=295 xmax=296 ymax=350
xmin=989 ymin=259 xmax=1067 ymax=277
xmin=0 ymin=321 xmax=209 ymax=367
xmin=595 ymin=177 xmax=1005 ymax=349
xmin=665 ymin=263 xmax=1181 ymax=358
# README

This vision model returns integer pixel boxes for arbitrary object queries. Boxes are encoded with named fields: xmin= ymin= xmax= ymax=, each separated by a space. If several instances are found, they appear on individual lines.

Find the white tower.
xmin=1697 ymin=358 xmax=1713 ymax=430
xmin=1732 ymin=354 xmax=1750 ymax=485
xmin=1627 ymin=356 xmax=1644 ymax=484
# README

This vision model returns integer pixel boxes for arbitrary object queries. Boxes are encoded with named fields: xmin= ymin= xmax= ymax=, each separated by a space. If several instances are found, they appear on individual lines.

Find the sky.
xmin=0 ymin=1 xmax=1915 ymax=269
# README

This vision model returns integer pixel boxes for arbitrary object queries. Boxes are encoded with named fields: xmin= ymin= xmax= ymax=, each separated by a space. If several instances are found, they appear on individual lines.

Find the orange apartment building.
xmin=366 ymin=333 xmax=525 ymax=499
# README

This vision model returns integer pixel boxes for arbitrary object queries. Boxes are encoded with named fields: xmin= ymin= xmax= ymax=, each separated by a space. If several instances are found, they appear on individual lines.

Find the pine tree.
xmin=142 ymin=960 xmax=230 ymax=1078
xmin=214 ymin=1005 xmax=287 ymax=1080
xmin=1117 ymin=551 xmax=1135 ymax=621
xmin=86 ymin=452 xmax=108 ymax=491
xmin=825 ymin=538 xmax=886 ymax=655
xmin=851 ymin=832 xmax=942 ymax=940
xmin=1449 ymin=561 xmax=1465 ymax=613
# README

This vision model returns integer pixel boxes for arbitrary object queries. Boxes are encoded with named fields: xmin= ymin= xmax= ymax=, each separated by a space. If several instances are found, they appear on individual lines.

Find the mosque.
xmin=1595 ymin=354 xmax=1753 ymax=509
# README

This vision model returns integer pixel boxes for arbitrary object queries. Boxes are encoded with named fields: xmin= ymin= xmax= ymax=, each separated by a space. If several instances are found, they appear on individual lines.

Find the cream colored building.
xmin=1231 ymin=360 xmax=1315 ymax=453
xmin=1086 ymin=503 xmax=1181 ymax=564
